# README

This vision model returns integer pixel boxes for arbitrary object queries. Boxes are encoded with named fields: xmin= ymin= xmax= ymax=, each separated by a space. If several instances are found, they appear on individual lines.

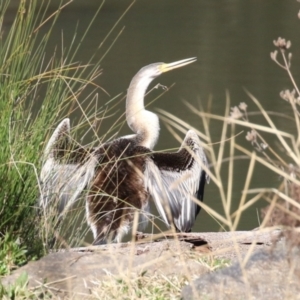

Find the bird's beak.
xmin=159 ymin=57 xmax=197 ymax=73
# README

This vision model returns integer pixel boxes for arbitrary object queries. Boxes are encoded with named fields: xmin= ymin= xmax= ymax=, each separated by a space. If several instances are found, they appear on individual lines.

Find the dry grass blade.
xmin=232 ymin=151 xmax=256 ymax=230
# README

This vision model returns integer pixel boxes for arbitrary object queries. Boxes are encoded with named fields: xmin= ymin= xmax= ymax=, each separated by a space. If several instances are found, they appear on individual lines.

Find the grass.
xmin=0 ymin=0 xmax=111 ymax=275
xmin=155 ymin=35 xmax=300 ymax=300
xmin=197 ymin=257 xmax=231 ymax=271
xmin=0 ymin=271 xmax=55 ymax=299
xmin=91 ymin=272 xmax=188 ymax=300
xmin=159 ymin=39 xmax=300 ymax=236
xmin=0 ymin=233 xmax=28 ymax=276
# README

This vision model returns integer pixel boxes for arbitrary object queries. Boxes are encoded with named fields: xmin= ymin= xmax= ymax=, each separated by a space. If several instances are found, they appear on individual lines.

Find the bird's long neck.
xmin=126 ymin=73 xmax=160 ymax=150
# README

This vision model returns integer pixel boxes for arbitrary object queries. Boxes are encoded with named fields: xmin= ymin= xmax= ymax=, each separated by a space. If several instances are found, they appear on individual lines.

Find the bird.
xmin=39 ymin=57 xmax=209 ymax=245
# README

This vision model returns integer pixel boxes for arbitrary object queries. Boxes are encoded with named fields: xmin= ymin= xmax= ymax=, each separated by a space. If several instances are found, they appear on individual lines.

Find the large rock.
xmin=2 ymin=230 xmax=280 ymax=299
xmin=182 ymin=241 xmax=300 ymax=300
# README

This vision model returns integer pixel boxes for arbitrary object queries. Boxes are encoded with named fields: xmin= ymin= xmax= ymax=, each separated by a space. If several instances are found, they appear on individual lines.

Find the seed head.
xmin=280 ymin=89 xmax=296 ymax=103
xmin=270 ymin=50 xmax=278 ymax=61
xmin=230 ymin=106 xmax=243 ymax=120
xmin=239 ymin=102 xmax=248 ymax=111
xmin=273 ymin=37 xmax=291 ymax=50
xmin=260 ymin=143 xmax=268 ymax=150
xmin=245 ymin=129 xmax=257 ymax=144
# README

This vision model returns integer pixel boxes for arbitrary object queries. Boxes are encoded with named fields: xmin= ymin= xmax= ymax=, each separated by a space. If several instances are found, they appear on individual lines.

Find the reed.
xmin=0 ymin=0 xmax=106 ymax=273
xmin=157 ymin=39 xmax=299 ymax=235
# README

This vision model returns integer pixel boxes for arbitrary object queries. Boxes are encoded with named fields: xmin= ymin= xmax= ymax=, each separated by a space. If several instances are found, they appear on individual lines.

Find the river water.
xmin=7 ymin=0 xmax=300 ymax=235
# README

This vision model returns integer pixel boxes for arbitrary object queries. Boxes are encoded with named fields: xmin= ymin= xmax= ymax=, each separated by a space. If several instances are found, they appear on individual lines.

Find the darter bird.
xmin=39 ymin=57 xmax=209 ymax=245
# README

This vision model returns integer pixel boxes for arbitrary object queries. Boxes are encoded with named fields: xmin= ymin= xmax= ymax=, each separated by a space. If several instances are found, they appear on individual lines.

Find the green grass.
xmin=197 ymin=257 xmax=231 ymax=271
xmin=0 ymin=271 xmax=54 ymax=299
xmin=0 ymin=233 xmax=27 ymax=276
xmin=91 ymin=272 xmax=188 ymax=300
xmin=0 ymin=0 xmax=106 ymax=271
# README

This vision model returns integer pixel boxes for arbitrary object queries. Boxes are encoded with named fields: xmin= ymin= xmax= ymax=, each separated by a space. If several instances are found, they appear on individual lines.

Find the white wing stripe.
xmin=145 ymin=130 xmax=209 ymax=232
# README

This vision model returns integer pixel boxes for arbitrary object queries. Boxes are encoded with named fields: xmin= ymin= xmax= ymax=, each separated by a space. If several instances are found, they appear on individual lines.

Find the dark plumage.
xmin=86 ymin=139 xmax=150 ymax=244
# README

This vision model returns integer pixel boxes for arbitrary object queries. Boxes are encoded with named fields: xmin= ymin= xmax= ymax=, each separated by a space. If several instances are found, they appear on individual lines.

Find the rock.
xmin=2 ymin=240 xmax=208 ymax=298
xmin=1 ymin=230 xmax=280 ymax=299
xmin=181 ymin=241 xmax=300 ymax=300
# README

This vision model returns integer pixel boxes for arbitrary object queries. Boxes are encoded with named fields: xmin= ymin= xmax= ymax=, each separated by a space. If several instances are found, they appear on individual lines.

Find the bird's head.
xmin=137 ymin=57 xmax=197 ymax=80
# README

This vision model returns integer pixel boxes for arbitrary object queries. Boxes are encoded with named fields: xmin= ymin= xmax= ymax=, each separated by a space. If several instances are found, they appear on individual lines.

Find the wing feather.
xmin=39 ymin=119 xmax=98 ymax=216
xmin=144 ymin=159 xmax=182 ymax=226
xmin=145 ymin=130 xmax=209 ymax=232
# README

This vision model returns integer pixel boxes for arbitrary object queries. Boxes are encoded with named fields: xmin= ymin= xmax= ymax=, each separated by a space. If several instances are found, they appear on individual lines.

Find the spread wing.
xmin=144 ymin=130 xmax=209 ymax=232
xmin=39 ymin=118 xmax=97 ymax=216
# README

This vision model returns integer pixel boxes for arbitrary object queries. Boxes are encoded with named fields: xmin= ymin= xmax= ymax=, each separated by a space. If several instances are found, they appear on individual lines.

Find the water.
xmin=7 ymin=0 xmax=300 ymax=234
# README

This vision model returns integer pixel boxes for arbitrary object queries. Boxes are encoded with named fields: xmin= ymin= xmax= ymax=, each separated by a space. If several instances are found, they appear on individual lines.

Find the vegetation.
xmin=0 ymin=270 xmax=57 ymax=299
xmin=0 ymin=233 xmax=27 ymax=276
xmin=91 ymin=272 xmax=188 ymax=300
xmin=0 ymin=0 xmax=105 ymax=275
